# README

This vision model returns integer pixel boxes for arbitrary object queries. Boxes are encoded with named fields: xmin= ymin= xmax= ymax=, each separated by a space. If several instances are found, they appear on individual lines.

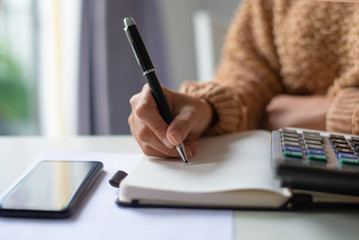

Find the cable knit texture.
xmin=180 ymin=0 xmax=359 ymax=135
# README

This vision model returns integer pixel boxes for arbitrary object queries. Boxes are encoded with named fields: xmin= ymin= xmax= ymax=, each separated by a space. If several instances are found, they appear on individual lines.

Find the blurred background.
xmin=0 ymin=0 xmax=240 ymax=136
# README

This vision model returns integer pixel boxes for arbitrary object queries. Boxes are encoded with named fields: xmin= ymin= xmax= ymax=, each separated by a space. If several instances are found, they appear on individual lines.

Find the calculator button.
xmin=306 ymin=144 xmax=324 ymax=150
xmin=281 ymin=128 xmax=297 ymax=134
xmin=282 ymin=133 xmax=299 ymax=138
xmin=283 ymin=137 xmax=300 ymax=142
xmin=351 ymin=140 xmax=359 ymax=147
xmin=330 ymin=134 xmax=345 ymax=140
xmin=283 ymin=145 xmax=302 ymax=152
xmin=304 ymin=139 xmax=322 ymax=145
xmin=283 ymin=150 xmax=303 ymax=158
xmin=338 ymin=152 xmax=359 ymax=165
xmin=303 ymin=131 xmax=322 ymax=142
xmin=340 ymin=158 xmax=359 ymax=165
xmin=307 ymin=148 xmax=325 ymax=155
xmin=338 ymin=152 xmax=357 ymax=159
xmin=331 ymin=139 xmax=348 ymax=144
xmin=333 ymin=143 xmax=351 ymax=149
xmin=336 ymin=147 xmax=354 ymax=154
xmin=307 ymin=154 xmax=327 ymax=161
xmin=284 ymin=141 xmax=301 ymax=147
xmin=351 ymin=136 xmax=359 ymax=142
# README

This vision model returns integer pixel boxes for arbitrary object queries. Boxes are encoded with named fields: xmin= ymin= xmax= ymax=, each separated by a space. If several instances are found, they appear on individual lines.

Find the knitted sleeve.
xmin=327 ymin=65 xmax=359 ymax=134
xmin=180 ymin=0 xmax=282 ymax=135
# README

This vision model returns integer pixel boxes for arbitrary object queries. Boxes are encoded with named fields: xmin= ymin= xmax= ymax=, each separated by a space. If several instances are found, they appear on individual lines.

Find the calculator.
xmin=271 ymin=128 xmax=359 ymax=196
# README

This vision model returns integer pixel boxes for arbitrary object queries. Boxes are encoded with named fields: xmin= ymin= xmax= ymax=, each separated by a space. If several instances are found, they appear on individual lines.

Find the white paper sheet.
xmin=0 ymin=150 xmax=233 ymax=240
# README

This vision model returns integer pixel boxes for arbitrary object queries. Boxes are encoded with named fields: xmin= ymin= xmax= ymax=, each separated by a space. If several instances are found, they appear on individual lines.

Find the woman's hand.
xmin=128 ymin=84 xmax=213 ymax=159
xmin=264 ymin=94 xmax=333 ymax=131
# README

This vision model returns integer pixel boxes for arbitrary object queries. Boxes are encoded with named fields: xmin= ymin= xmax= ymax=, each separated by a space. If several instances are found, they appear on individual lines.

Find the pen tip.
xmin=175 ymin=143 xmax=188 ymax=164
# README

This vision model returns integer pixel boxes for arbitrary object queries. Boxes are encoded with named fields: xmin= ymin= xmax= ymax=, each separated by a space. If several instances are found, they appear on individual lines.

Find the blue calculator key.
xmin=283 ymin=145 xmax=302 ymax=152
xmin=307 ymin=148 xmax=325 ymax=155
xmin=338 ymin=152 xmax=357 ymax=159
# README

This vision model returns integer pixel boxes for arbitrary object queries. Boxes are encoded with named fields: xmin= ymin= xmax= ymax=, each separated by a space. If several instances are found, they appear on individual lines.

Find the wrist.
xmin=199 ymin=98 xmax=217 ymax=133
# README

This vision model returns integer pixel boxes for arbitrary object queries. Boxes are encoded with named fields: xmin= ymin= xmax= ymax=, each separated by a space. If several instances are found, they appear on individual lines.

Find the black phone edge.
xmin=0 ymin=160 xmax=103 ymax=219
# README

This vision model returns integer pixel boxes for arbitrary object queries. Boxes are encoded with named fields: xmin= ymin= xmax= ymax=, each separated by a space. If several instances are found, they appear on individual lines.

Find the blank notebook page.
xmin=124 ymin=130 xmax=289 ymax=196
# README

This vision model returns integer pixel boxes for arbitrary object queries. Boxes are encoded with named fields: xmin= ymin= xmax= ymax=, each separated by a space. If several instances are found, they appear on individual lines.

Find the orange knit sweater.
xmin=180 ymin=0 xmax=359 ymax=135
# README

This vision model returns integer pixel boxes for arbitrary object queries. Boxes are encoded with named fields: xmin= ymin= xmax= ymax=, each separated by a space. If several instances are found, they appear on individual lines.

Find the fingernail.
xmin=169 ymin=130 xmax=182 ymax=145
xmin=162 ymin=137 xmax=174 ymax=148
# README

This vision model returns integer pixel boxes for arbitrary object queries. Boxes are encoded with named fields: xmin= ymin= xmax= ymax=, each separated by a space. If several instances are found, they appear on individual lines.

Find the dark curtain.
xmin=78 ymin=0 xmax=169 ymax=135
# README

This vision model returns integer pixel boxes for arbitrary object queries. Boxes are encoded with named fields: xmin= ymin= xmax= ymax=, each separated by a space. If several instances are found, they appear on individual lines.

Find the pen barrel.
xmin=145 ymin=72 xmax=174 ymax=125
xmin=127 ymin=25 xmax=154 ymax=72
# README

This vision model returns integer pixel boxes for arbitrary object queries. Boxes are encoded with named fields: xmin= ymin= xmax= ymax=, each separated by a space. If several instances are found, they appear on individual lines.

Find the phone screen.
xmin=0 ymin=160 xmax=103 ymax=218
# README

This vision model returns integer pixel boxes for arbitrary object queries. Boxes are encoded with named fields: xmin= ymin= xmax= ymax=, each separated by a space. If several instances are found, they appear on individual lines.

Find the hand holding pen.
xmin=124 ymin=17 xmax=213 ymax=161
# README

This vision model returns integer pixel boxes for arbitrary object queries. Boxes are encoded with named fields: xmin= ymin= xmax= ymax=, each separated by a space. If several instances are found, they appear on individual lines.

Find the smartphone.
xmin=0 ymin=160 xmax=103 ymax=218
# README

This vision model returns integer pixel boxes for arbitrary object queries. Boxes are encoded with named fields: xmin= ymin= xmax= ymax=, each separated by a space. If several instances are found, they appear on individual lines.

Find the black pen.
xmin=123 ymin=17 xmax=188 ymax=164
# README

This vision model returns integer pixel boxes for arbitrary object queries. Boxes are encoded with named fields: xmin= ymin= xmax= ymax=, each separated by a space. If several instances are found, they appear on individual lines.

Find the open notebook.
xmin=118 ymin=130 xmax=359 ymax=210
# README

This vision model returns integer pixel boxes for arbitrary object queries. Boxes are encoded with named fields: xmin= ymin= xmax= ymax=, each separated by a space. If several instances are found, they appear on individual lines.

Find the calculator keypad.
xmin=274 ymin=129 xmax=359 ymax=196
xmin=279 ymin=129 xmax=359 ymax=166
xmin=329 ymin=134 xmax=359 ymax=165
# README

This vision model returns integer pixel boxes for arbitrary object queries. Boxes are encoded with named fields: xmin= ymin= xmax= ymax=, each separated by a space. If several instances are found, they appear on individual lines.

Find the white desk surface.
xmin=1 ymin=135 xmax=359 ymax=240
xmin=0 ymin=135 xmax=141 ymax=194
